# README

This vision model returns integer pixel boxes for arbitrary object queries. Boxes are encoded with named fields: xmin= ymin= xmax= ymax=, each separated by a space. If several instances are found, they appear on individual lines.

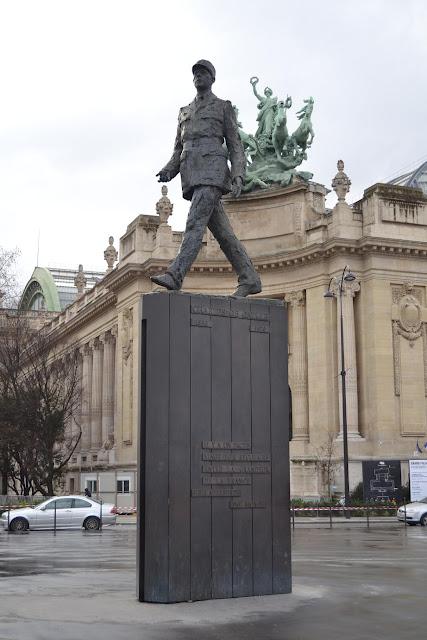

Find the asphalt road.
xmin=0 ymin=522 xmax=425 ymax=640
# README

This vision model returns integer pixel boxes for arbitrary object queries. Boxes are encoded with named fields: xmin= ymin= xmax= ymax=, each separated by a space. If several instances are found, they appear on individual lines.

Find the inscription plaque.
xmin=202 ymin=440 xmax=250 ymax=449
xmin=191 ymin=315 xmax=212 ymax=328
xmin=230 ymin=500 xmax=266 ymax=509
xmin=202 ymin=451 xmax=270 ymax=462
xmin=138 ymin=292 xmax=291 ymax=603
xmin=192 ymin=487 xmax=241 ymax=497
xmin=202 ymin=462 xmax=272 ymax=474
xmin=202 ymin=475 xmax=252 ymax=485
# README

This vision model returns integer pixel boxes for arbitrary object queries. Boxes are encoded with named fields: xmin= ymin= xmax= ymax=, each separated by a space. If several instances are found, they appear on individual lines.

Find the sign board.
xmin=409 ymin=459 xmax=427 ymax=502
xmin=362 ymin=460 xmax=402 ymax=502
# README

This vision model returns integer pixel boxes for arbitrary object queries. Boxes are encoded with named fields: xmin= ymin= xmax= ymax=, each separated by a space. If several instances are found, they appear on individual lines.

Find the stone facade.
xmin=26 ymin=176 xmax=427 ymax=502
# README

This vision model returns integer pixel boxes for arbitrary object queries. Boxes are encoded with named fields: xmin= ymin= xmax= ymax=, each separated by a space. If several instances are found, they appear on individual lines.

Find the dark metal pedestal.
xmin=137 ymin=292 xmax=291 ymax=603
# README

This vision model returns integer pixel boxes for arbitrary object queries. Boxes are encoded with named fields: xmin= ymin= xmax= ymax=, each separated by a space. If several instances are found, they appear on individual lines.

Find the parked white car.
xmin=1 ymin=496 xmax=117 ymax=532
xmin=397 ymin=498 xmax=427 ymax=525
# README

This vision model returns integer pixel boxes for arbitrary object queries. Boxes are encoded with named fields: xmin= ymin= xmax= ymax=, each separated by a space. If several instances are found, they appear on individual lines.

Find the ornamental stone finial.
xmin=332 ymin=159 xmax=351 ymax=202
xmin=74 ymin=264 xmax=87 ymax=295
xmin=104 ymin=236 xmax=118 ymax=272
xmin=155 ymin=185 xmax=173 ymax=224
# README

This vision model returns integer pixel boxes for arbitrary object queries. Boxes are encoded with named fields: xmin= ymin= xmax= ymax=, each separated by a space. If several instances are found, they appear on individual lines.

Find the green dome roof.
xmin=19 ymin=267 xmax=105 ymax=312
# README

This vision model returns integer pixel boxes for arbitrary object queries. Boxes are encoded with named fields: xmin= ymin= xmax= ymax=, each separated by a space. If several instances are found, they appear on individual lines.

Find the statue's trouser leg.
xmin=167 ymin=186 xmax=221 ymax=287
xmin=208 ymin=200 xmax=260 ymax=286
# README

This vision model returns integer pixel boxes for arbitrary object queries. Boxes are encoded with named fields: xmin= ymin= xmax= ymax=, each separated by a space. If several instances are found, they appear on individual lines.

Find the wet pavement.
xmin=0 ymin=522 xmax=425 ymax=639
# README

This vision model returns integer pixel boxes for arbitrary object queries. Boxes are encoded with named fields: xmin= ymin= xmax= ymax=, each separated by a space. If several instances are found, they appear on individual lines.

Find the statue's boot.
xmin=150 ymin=272 xmax=180 ymax=291
xmin=232 ymin=281 xmax=262 ymax=298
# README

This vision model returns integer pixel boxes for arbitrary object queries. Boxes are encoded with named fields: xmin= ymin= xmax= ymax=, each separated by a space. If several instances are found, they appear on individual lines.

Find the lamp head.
xmin=344 ymin=271 xmax=356 ymax=282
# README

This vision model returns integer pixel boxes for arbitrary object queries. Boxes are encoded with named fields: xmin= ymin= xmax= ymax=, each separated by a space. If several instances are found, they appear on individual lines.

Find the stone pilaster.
xmin=333 ymin=279 xmax=362 ymax=439
xmin=100 ymin=329 xmax=116 ymax=446
xmin=74 ymin=351 xmax=83 ymax=451
xmin=285 ymin=290 xmax=309 ymax=441
xmin=90 ymin=337 xmax=103 ymax=450
xmin=80 ymin=344 xmax=92 ymax=451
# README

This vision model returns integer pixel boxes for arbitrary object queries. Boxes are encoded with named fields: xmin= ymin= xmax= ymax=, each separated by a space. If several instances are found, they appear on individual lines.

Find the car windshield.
xmin=420 ymin=497 xmax=427 ymax=504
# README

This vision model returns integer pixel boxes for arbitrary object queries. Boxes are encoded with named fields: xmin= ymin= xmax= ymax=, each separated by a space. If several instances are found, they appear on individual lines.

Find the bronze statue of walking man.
xmin=151 ymin=60 xmax=262 ymax=297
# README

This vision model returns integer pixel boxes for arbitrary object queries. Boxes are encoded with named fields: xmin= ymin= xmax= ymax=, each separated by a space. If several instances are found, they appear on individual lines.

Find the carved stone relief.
xmin=391 ymin=282 xmax=423 ymax=305
xmin=122 ymin=308 xmax=133 ymax=362
xmin=392 ymin=282 xmax=427 ymax=399
xmin=121 ymin=308 xmax=134 ymax=445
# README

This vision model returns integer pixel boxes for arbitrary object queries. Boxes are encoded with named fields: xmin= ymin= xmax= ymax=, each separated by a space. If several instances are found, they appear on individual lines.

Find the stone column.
xmin=333 ymin=279 xmax=362 ymax=439
xmin=100 ymin=329 xmax=116 ymax=445
xmin=90 ymin=337 xmax=103 ymax=450
xmin=80 ymin=344 xmax=92 ymax=451
xmin=285 ymin=290 xmax=309 ymax=441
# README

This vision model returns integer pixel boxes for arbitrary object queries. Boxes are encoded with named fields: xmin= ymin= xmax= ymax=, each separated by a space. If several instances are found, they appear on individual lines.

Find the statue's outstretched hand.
xmin=156 ymin=170 xmax=171 ymax=183
xmin=231 ymin=176 xmax=243 ymax=198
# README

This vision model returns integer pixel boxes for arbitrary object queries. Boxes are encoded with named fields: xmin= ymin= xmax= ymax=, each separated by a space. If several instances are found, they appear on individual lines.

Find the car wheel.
xmin=9 ymin=517 xmax=29 ymax=532
xmin=84 ymin=516 xmax=100 ymax=531
xmin=420 ymin=513 xmax=427 ymax=526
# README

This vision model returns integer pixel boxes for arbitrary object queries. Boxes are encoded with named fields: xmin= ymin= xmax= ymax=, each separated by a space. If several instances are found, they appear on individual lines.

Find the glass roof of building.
xmin=388 ymin=160 xmax=427 ymax=196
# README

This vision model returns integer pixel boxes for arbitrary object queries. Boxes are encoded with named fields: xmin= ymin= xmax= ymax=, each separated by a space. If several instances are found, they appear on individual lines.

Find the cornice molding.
xmin=38 ymin=234 xmax=427 ymax=341
xmin=44 ymin=291 xmax=117 ymax=343
xmin=106 ymin=263 xmax=150 ymax=292
xmin=141 ymin=237 xmax=427 ymax=276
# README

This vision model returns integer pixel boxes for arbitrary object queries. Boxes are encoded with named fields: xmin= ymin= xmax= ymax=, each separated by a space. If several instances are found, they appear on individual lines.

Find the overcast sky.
xmin=1 ymin=0 xmax=426 ymax=289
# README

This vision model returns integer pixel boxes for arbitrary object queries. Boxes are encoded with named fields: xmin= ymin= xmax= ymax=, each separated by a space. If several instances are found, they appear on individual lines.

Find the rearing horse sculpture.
xmin=290 ymin=97 xmax=315 ymax=153
xmin=272 ymin=95 xmax=292 ymax=159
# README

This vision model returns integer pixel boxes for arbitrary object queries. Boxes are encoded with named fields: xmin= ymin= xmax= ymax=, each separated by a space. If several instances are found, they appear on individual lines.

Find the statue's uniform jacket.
xmin=161 ymin=93 xmax=246 ymax=200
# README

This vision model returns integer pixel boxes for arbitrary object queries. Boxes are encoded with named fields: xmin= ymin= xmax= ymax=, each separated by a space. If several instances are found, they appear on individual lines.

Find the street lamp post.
xmin=324 ymin=265 xmax=356 ymax=511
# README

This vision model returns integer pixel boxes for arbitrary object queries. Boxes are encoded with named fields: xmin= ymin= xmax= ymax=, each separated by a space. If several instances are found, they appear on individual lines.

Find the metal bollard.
xmin=404 ymin=500 xmax=407 ymax=527
xmin=292 ymin=506 xmax=295 ymax=530
xmin=99 ymin=499 xmax=103 ymax=531
xmin=366 ymin=503 xmax=370 ymax=528
xmin=54 ymin=500 xmax=57 ymax=535
xmin=329 ymin=505 xmax=332 ymax=529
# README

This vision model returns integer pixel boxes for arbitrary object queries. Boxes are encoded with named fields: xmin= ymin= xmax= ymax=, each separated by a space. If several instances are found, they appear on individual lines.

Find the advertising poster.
xmin=409 ymin=459 xmax=427 ymax=501
xmin=362 ymin=460 xmax=402 ymax=502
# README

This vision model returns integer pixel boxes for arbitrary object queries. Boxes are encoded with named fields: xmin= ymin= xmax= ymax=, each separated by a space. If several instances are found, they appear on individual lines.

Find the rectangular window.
xmin=87 ymin=479 xmax=98 ymax=493
xmin=69 ymin=478 xmax=75 ymax=493
xmin=117 ymin=479 xmax=130 ymax=494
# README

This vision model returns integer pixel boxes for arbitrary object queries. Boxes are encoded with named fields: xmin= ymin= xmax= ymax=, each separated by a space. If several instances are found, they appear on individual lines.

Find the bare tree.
xmin=0 ymin=246 xmax=20 ymax=308
xmin=314 ymin=432 xmax=340 ymax=500
xmin=0 ymin=313 xmax=81 ymax=495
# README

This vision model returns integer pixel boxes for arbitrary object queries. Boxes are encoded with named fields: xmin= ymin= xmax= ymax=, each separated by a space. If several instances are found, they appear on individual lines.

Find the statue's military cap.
xmin=192 ymin=59 xmax=216 ymax=80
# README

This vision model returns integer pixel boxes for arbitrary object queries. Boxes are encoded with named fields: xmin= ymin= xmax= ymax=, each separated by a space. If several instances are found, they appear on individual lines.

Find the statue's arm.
xmin=224 ymin=100 xmax=246 ymax=190
xmin=157 ymin=118 xmax=183 ymax=181
xmin=250 ymin=78 xmax=263 ymax=102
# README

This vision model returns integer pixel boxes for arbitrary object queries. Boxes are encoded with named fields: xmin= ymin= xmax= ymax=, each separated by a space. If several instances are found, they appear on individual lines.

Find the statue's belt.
xmin=182 ymin=139 xmax=226 ymax=155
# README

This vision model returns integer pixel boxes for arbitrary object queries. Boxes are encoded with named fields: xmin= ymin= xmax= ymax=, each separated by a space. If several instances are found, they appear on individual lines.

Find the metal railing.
xmin=1 ymin=496 xmax=411 ymax=533
xmin=290 ymin=502 xmax=405 ymax=528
